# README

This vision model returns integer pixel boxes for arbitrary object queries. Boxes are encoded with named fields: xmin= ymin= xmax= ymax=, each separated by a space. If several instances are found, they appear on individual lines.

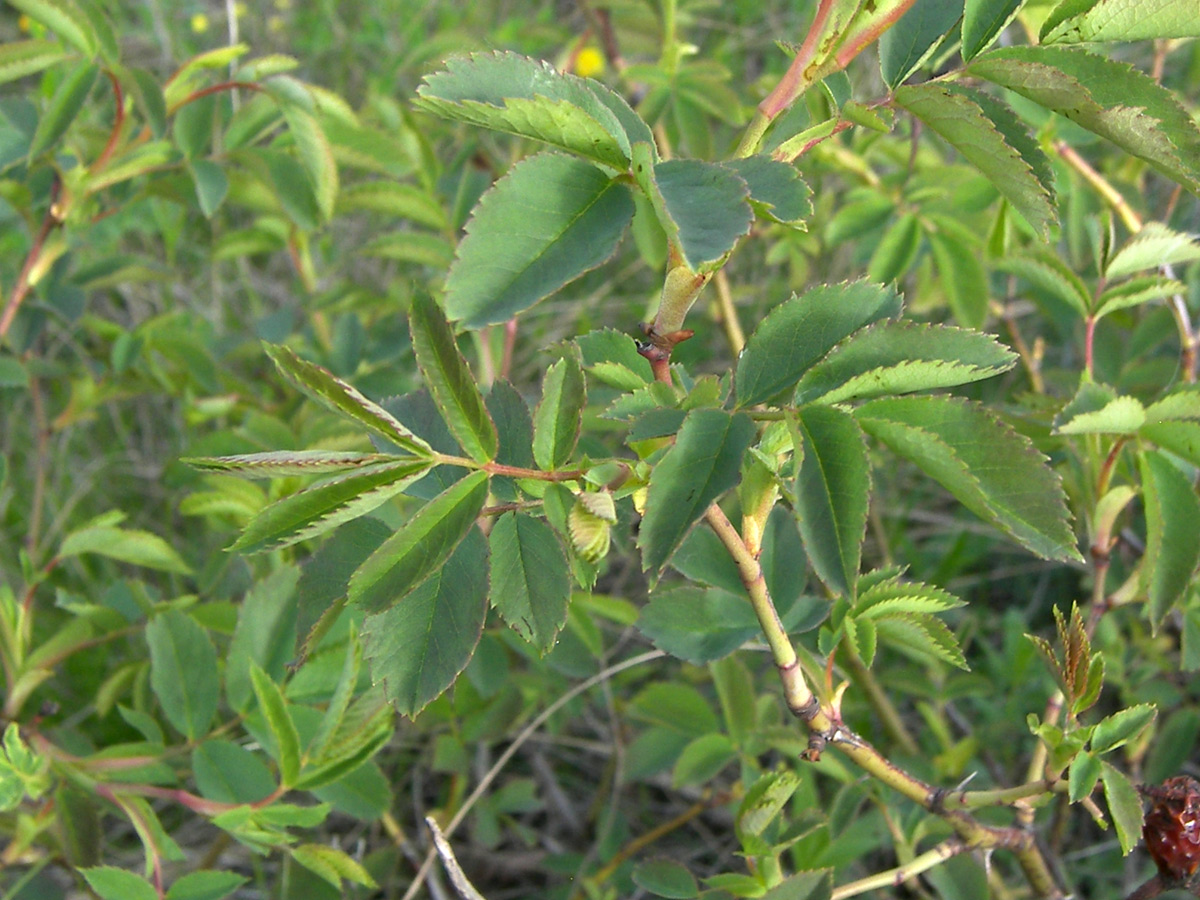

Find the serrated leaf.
xmin=855 ymin=578 xmax=965 ymax=618
xmin=721 ymin=155 xmax=812 ymax=226
xmin=165 ymin=870 xmax=248 ymax=900
xmin=489 ymin=512 xmax=571 ymax=652
xmin=856 ymin=396 xmax=1080 ymax=561
xmin=894 ymin=83 xmax=1056 ymax=235
xmin=1042 ymin=0 xmax=1200 ymax=43
xmin=1092 ymin=704 xmax=1156 ymax=754
xmin=928 ymin=224 xmax=989 ymax=329
xmin=184 ymin=450 xmax=399 ymax=478
xmin=146 ymin=611 xmax=218 ymax=741
xmin=1139 ymin=450 xmax=1200 ymax=626
xmin=1105 ymin=222 xmax=1200 ymax=279
xmin=1101 ymin=762 xmax=1144 ymax=855
xmin=877 ymin=613 xmax=969 ymax=669
xmin=638 ymin=409 xmax=757 ymax=575
xmin=969 ymin=46 xmax=1200 ymax=195
xmin=1141 ymin=422 xmax=1200 ymax=467
xmin=533 ymin=355 xmax=585 ymax=470
xmin=632 ymin=859 xmax=699 ymax=899
xmin=1146 ymin=386 xmax=1200 ymax=423
xmin=792 ymin=405 xmax=870 ymax=598
xmin=794 ymin=321 xmax=1016 ymax=404
xmin=415 ymin=51 xmax=651 ymax=167
xmin=349 ymin=470 xmax=489 ymax=612
xmin=280 ymin=105 xmax=337 ymax=222
xmin=336 ymin=181 xmax=446 ymax=229
xmin=576 ymin=328 xmax=654 ymax=385
xmin=0 ymin=39 xmax=71 ymax=85
xmin=60 ymin=521 xmax=192 ymax=573
xmin=229 ymin=460 xmax=430 ymax=554
xmin=1095 ymin=275 xmax=1185 ymax=319
xmin=1055 ymin=391 xmax=1145 ymax=435
xmin=962 ymin=0 xmax=1023 ymax=61
xmin=637 ymin=585 xmax=761 ymax=663
xmin=409 ymin=292 xmax=498 ymax=462
xmin=249 ymin=664 xmax=300 ymax=788
xmin=633 ymin=144 xmax=753 ymax=271
xmin=292 ymin=843 xmax=377 ymax=890
xmin=29 ymin=60 xmax=98 ymax=161
xmin=362 ymin=528 xmax=488 ymax=717
xmin=1069 ymin=751 xmax=1102 ymax=802
xmin=879 ymin=0 xmax=964 ymax=88
xmin=735 ymin=281 xmax=902 ymax=408
xmin=81 ymin=867 xmax=157 ymax=900
xmin=445 ymin=153 xmax=634 ymax=328
xmin=868 ymin=213 xmax=922 ymax=283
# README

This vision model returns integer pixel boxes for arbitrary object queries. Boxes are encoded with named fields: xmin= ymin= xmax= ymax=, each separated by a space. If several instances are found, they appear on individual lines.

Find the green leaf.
xmin=1055 ymin=393 xmax=1145 ymax=435
xmin=1141 ymin=422 xmax=1200 ymax=467
xmin=415 ymin=51 xmax=651 ymax=168
xmin=1139 ymin=450 xmax=1200 ymax=626
xmin=928 ymin=225 xmax=989 ymax=328
xmin=879 ymin=0 xmax=964 ymax=88
xmin=280 ymin=105 xmax=337 ymax=222
xmin=28 ymin=60 xmax=98 ymax=161
xmin=721 ymin=155 xmax=813 ymax=226
xmin=1042 ymin=0 xmax=1200 ymax=42
xmin=793 ymin=405 xmax=870 ymax=598
xmin=292 ymin=843 xmax=377 ymax=890
xmin=190 ymin=159 xmax=228 ymax=218
xmin=249 ymin=664 xmax=301 ymax=788
xmin=0 ymin=355 xmax=29 ymax=389
xmin=1101 ymin=761 xmax=1144 ymax=855
xmin=165 ymin=870 xmax=249 ymax=900
xmin=632 ymin=858 xmax=699 ymax=899
xmin=638 ymin=409 xmax=757 ymax=575
xmin=856 ymin=396 xmax=1080 ymax=561
xmin=794 ymin=321 xmax=1016 ymax=404
xmin=761 ymin=870 xmax=833 ymax=900
xmin=894 ymin=83 xmax=1056 ymax=235
xmin=962 ymin=0 xmax=1023 ymax=61
xmin=533 ymin=355 xmax=585 ymax=470
xmin=672 ymin=733 xmax=736 ymax=788
xmin=489 ymin=512 xmax=571 ymax=652
xmin=1068 ymin=751 xmax=1102 ymax=802
xmin=876 ymin=613 xmax=969 ymax=669
xmin=867 ymin=213 xmax=922 ymax=283
xmin=336 ymin=181 xmax=446 ymax=229
xmin=735 ymin=281 xmax=902 ymax=408
xmin=146 ymin=610 xmax=219 ymax=741
xmin=445 ymin=153 xmax=633 ymax=328
xmin=1095 ymin=275 xmax=1184 ymax=319
xmin=362 ymin=528 xmax=488 ymax=717
xmin=0 ymin=39 xmax=71 ymax=85
xmin=225 ymin=566 xmax=299 ymax=713
xmin=1092 ymin=704 xmax=1156 ymax=754
xmin=349 ymin=470 xmax=490 ymax=613
xmin=408 ymin=291 xmax=498 ymax=462
xmin=81 ymin=867 xmax=157 ymax=900
xmin=995 ymin=250 xmax=1091 ymax=318
xmin=633 ymin=144 xmax=753 ymax=271
xmin=297 ymin=692 xmax=392 ymax=790
xmin=184 ymin=450 xmax=400 ymax=478
xmin=192 ymin=740 xmax=275 ymax=803
xmin=60 ymin=522 xmax=191 ymax=573
xmin=576 ymin=328 xmax=654 ymax=386
xmin=637 ymin=585 xmax=761 ymax=663
xmin=1105 ymin=222 xmax=1200 ymax=279
xmin=855 ymin=576 xmax=965 ymax=618
xmin=738 ymin=769 xmax=803 ymax=838
xmin=264 ymin=343 xmax=432 ymax=455
xmin=9 ymin=0 xmax=98 ymax=58
xmin=1146 ymin=385 xmax=1200 ymax=423
xmin=969 ymin=46 xmax=1200 ymax=195
xmin=306 ymin=633 xmax=362 ymax=762
xmin=229 ymin=460 xmax=430 ymax=554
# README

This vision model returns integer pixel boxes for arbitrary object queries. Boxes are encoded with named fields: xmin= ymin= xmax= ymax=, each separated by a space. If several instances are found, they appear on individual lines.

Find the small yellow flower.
xmin=17 ymin=13 xmax=32 ymax=32
xmin=190 ymin=12 xmax=209 ymax=33
xmin=574 ymin=46 xmax=606 ymax=78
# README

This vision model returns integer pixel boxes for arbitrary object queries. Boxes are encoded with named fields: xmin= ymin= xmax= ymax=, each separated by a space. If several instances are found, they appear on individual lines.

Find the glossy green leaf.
xmin=349 ymin=470 xmax=489 ymax=612
xmin=165 ymin=870 xmax=249 ymax=900
xmin=28 ymin=60 xmax=98 ymax=161
xmin=793 ymin=405 xmax=870 ymax=598
xmin=1139 ymin=450 xmax=1200 ymax=626
xmin=146 ymin=611 xmax=218 ymax=741
xmin=638 ymin=409 xmax=757 ymax=575
xmin=633 ymin=144 xmax=753 ymax=271
xmin=969 ymin=46 xmax=1200 ymax=194
xmin=632 ymin=858 xmax=699 ymax=899
xmin=61 ymin=521 xmax=191 ymax=573
xmin=249 ymin=664 xmax=301 ymax=788
xmin=264 ymin=343 xmax=432 ymax=455
xmin=735 ymin=281 xmax=902 ymax=407
xmin=1092 ymin=704 xmax=1156 ymax=754
xmin=894 ymin=83 xmax=1056 ymax=235
xmin=81 ymin=867 xmax=157 ymax=900
xmin=637 ymin=585 xmax=761 ymax=663
xmin=229 ymin=460 xmax=430 ymax=554
xmin=856 ymin=396 xmax=1080 ymax=561
xmin=416 ymin=50 xmax=651 ymax=167
xmin=962 ymin=0 xmax=1023 ymax=61
xmin=489 ymin=512 xmax=571 ymax=652
xmin=1042 ymin=0 xmax=1200 ymax=43
xmin=184 ymin=450 xmax=399 ymax=478
xmin=1101 ymin=761 xmax=1144 ymax=855
xmin=532 ymin=356 xmax=585 ymax=471
xmin=9 ymin=0 xmax=98 ymax=58
xmin=0 ymin=39 xmax=71 ymax=85
xmin=1105 ymin=222 xmax=1200 ymax=279
xmin=879 ymin=0 xmax=964 ymax=88
xmin=721 ymin=155 xmax=812 ymax=226
xmin=795 ymin=321 xmax=1015 ymax=404
xmin=409 ymin=291 xmax=498 ymax=462
xmin=362 ymin=528 xmax=488 ymax=717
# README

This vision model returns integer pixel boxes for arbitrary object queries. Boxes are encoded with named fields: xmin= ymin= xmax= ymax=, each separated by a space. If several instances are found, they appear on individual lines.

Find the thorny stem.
xmin=830 ymin=837 xmax=967 ymax=900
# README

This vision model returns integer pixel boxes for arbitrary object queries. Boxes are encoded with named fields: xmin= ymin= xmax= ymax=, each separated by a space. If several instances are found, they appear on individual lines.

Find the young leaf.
xmin=184 ymin=450 xmax=398 ymax=478
xmin=720 ymin=155 xmax=813 ymax=227
xmin=876 ymin=613 xmax=969 ymax=669
xmin=349 ymin=470 xmax=490 ymax=613
xmin=968 ymin=47 xmax=1200 ymax=195
xmin=146 ymin=611 xmax=219 ymax=741
xmin=408 ymin=291 xmax=498 ymax=462
xmin=879 ymin=0 xmax=964 ymax=88
xmin=1054 ymin=393 xmax=1145 ymax=435
xmin=961 ymin=0 xmax=1023 ymax=61
xmin=229 ymin=460 xmax=431 ymax=554
xmin=415 ymin=51 xmax=651 ymax=168
xmin=60 ymin=522 xmax=191 ymax=573
xmin=794 ymin=320 xmax=1016 ymax=404
xmin=1101 ymin=761 xmax=1145 ymax=855
xmin=792 ymin=405 xmax=871 ymax=598
xmin=445 ymin=153 xmax=635 ymax=328
xmin=1042 ymin=0 xmax=1200 ymax=43
xmin=1139 ymin=450 xmax=1200 ymax=627
xmin=735 ymin=281 xmax=902 ymax=408
xmin=263 ymin=343 xmax=432 ymax=455
xmin=1095 ymin=275 xmax=1185 ymax=319
xmin=1092 ymin=704 xmax=1156 ymax=755
xmin=533 ymin=355 xmax=585 ymax=471
xmin=894 ymin=83 xmax=1056 ymax=235
xmin=489 ymin=512 xmax=571 ymax=652
xmin=856 ymin=396 xmax=1081 ymax=561
xmin=637 ymin=409 xmax=757 ymax=575
xmin=632 ymin=144 xmax=753 ymax=272
xmin=249 ymin=664 xmax=301 ymax=788
xmin=292 ymin=843 xmax=377 ymax=890
xmin=1105 ymin=222 xmax=1200 ymax=279
xmin=1069 ymin=752 xmax=1103 ymax=803
xmin=306 ymin=634 xmax=362 ymax=762
xmin=362 ymin=528 xmax=488 ymax=717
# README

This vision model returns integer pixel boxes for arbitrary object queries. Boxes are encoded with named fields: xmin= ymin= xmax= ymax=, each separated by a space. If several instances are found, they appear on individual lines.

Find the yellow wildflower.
xmin=574 ymin=46 xmax=605 ymax=78
xmin=190 ymin=12 xmax=209 ymax=33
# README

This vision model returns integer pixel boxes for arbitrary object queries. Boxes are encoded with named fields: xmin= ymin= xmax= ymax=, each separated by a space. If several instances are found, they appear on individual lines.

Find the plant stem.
xmin=831 ymin=837 xmax=966 ymax=900
xmin=713 ymin=270 xmax=745 ymax=356
xmin=1055 ymin=141 xmax=1142 ymax=233
xmin=842 ymin=647 xmax=919 ymax=755
xmin=0 ymin=181 xmax=63 ymax=342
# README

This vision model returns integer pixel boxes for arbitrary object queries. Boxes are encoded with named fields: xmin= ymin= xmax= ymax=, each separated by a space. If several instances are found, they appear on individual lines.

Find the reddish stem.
xmin=1084 ymin=315 xmax=1096 ymax=380
xmin=0 ymin=179 xmax=63 ymax=341
xmin=91 ymin=70 xmax=126 ymax=176
xmin=167 ymin=79 xmax=262 ymax=115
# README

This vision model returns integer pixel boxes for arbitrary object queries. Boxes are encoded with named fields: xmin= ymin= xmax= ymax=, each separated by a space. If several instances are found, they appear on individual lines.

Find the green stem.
xmin=831 ymin=838 xmax=966 ymax=900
